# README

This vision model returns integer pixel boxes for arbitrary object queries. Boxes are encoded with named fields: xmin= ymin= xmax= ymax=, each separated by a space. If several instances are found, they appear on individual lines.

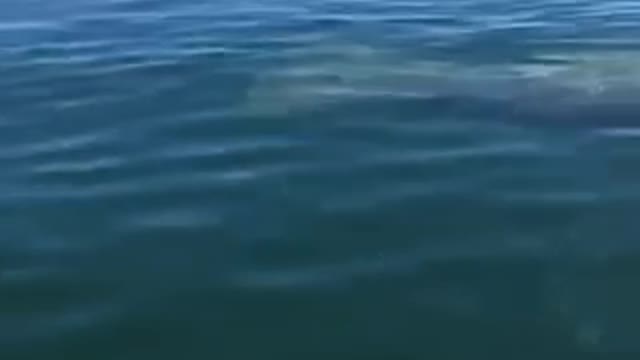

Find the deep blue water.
xmin=3 ymin=0 xmax=640 ymax=358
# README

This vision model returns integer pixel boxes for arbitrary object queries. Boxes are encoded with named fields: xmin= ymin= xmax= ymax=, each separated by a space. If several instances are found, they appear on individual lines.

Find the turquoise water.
xmin=2 ymin=0 xmax=640 ymax=358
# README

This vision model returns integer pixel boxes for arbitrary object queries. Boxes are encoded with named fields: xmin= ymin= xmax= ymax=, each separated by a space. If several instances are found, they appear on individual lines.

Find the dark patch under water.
xmin=2 ymin=0 xmax=640 ymax=359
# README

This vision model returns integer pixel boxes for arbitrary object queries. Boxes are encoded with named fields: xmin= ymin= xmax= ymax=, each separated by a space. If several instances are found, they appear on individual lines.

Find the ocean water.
xmin=2 ymin=0 xmax=640 ymax=358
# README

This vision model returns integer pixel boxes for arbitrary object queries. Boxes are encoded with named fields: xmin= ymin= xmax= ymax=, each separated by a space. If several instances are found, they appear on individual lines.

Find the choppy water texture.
xmin=3 ymin=0 xmax=640 ymax=358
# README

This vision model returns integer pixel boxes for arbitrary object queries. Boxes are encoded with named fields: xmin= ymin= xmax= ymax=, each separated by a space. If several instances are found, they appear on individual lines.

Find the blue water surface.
xmin=2 ymin=0 xmax=640 ymax=358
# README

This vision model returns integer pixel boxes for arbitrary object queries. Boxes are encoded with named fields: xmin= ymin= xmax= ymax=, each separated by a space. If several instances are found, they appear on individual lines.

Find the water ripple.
xmin=3 ymin=0 xmax=640 ymax=357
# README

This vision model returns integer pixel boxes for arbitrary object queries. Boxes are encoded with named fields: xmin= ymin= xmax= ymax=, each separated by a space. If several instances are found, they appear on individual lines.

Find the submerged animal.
xmin=241 ymin=40 xmax=640 ymax=128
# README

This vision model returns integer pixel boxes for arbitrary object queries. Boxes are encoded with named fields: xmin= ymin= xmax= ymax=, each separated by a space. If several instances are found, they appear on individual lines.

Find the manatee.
xmin=240 ymin=41 xmax=640 ymax=127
